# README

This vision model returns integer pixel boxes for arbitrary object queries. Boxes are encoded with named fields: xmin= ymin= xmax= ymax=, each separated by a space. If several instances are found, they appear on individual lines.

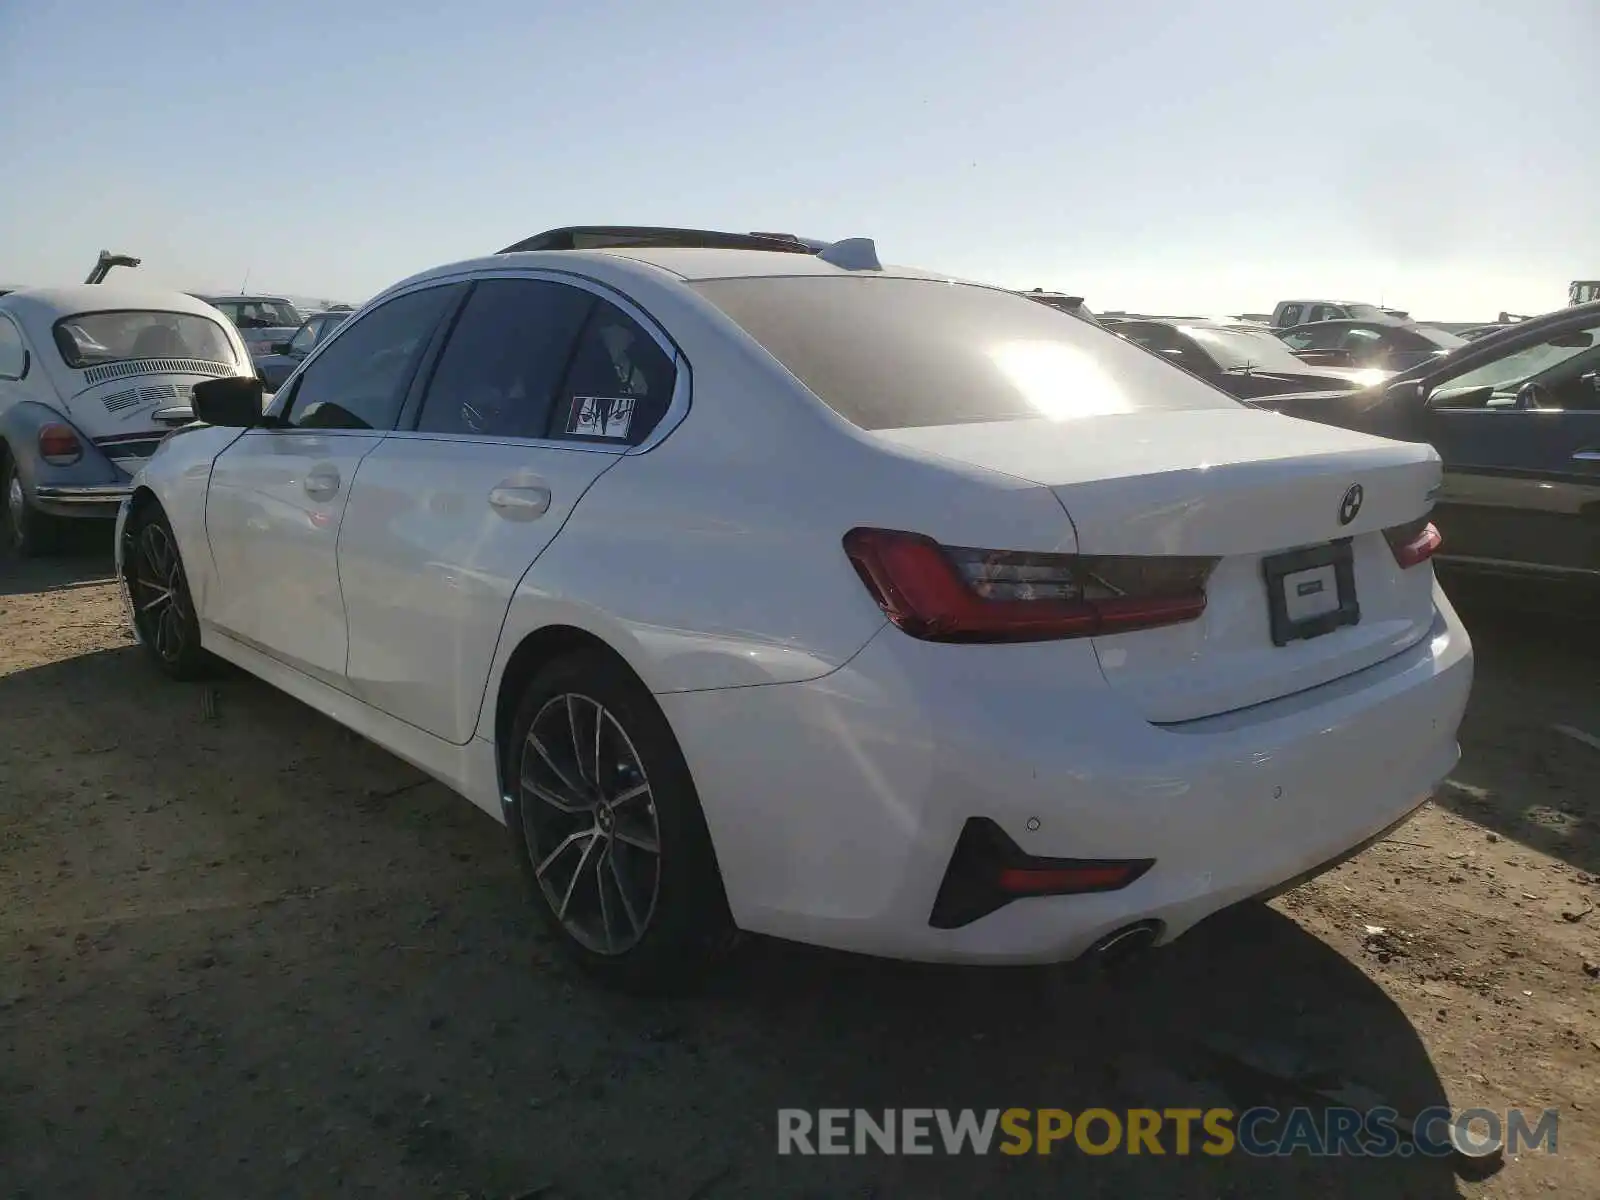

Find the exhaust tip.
xmin=1085 ymin=920 xmax=1163 ymax=968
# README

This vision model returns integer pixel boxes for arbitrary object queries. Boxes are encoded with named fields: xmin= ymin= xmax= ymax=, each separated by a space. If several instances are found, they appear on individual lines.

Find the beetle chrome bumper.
xmin=33 ymin=483 xmax=132 ymax=518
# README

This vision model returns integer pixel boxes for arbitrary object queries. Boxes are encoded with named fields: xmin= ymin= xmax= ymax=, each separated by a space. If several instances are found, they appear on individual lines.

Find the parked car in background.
xmin=1278 ymin=319 xmax=1465 ymax=372
xmin=1271 ymin=300 xmax=1393 ymax=328
xmin=116 ymin=226 xmax=1469 ymax=992
xmin=1102 ymin=318 xmax=1392 ymax=400
xmin=194 ymin=294 xmax=303 ymax=359
xmin=253 ymin=309 xmax=353 ymax=390
xmin=0 ymin=286 xmax=252 ymax=555
xmin=1260 ymin=300 xmax=1600 ymax=592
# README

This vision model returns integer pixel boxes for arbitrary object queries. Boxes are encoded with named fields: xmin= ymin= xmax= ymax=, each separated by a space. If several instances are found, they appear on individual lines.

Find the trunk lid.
xmin=67 ymin=369 xmax=218 ymax=470
xmin=872 ymin=408 xmax=1442 ymax=722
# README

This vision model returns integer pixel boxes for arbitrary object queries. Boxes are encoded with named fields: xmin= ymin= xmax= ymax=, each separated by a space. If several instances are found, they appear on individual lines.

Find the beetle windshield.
xmin=54 ymin=310 xmax=236 ymax=368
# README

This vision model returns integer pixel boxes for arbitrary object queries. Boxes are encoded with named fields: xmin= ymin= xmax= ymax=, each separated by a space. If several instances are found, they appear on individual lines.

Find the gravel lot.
xmin=1 ymin=548 xmax=1596 ymax=1199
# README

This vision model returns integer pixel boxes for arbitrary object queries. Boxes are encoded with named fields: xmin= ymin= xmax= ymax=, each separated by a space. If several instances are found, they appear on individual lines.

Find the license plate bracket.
xmin=1262 ymin=539 xmax=1360 ymax=647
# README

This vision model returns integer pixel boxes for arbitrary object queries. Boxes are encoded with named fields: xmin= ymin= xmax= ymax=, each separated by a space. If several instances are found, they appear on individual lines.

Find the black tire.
xmin=3 ymin=455 xmax=62 ymax=558
xmin=506 ymin=649 xmax=736 ymax=994
xmin=122 ymin=502 xmax=216 ymax=680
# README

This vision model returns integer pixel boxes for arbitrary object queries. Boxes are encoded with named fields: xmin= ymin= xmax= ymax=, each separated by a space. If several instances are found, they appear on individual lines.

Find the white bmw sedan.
xmin=116 ymin=230 xmax=1472 ymax=992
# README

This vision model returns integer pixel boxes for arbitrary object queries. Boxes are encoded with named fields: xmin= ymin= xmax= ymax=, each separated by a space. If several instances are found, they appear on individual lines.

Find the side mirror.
xmin=270 ymin=341 xmax=292 ymax=355
xmin=192 ymin=376 xmax=265 ymax=427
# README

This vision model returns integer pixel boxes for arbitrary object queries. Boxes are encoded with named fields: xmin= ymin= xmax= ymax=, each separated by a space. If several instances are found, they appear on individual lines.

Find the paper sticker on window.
xmin=566 ymin=395 xmax=636 ymax=439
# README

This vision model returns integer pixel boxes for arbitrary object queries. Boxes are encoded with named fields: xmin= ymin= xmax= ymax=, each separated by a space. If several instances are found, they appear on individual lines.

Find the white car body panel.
xmin=871 ymin=409 xmax=1439 ymax=554
xmin=204 ymin=428 xmax=386 ymax=688
xmin=141 ymin=423 xmax=242 ymax=604
xmin=875 ymin=409 xmax=1445 ymax=721
xmin=116 ymin=245 xmax=1474 ymax=967
xmin=338 ymin=432 xmax=621 ymax=743
xmin=662 ymin=592 xmax=1469 ymax=960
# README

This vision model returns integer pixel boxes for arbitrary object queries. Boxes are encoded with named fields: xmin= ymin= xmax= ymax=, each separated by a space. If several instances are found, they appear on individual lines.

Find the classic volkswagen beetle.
xmin=0 ymin=284 xmax=255 ymax=555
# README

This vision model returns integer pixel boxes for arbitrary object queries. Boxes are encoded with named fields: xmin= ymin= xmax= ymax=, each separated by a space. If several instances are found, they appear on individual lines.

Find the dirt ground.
xmin=1 ymin=547 xmax=1596 ymax=1199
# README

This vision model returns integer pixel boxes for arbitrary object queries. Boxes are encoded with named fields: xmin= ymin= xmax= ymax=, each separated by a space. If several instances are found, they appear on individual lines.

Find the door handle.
xmin=304 ymin=467 xmax=341 ymax=500
xmin=1573 ymin=449 xmax=1600 ymax=463
xmin=489 ymin=484 xmax=551 ymax=519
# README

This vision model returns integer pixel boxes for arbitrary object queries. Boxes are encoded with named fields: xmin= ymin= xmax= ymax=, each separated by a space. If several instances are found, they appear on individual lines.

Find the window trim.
xmin=0 ymin=313 xmax=28 ymax=381
xmin=383 ymin=266 xmax=691 ymax=455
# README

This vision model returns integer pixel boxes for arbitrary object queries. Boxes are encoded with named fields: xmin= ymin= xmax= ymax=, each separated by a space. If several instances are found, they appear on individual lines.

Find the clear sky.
xmin=2 ymin=0 xmax=1594 ymax=319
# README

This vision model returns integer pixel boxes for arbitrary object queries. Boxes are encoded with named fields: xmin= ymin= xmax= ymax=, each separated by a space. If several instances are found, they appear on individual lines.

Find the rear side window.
xmin=693 ymin=276 xmax=1239 ymax=431
xmin=549 ymin=299 xmax=677 ymax=445
xmin=214 ymin=299 xmax=300 ymax=328
xmin=1284 ymin=324 xmax=1346 ymax=351
xmin=0 ymin=316 xmax=27 ymax=379
xmin=1340 ymin=327 xmax=1384 ymax=351
xmin=415 ymin=279 xmax=595 ymax=437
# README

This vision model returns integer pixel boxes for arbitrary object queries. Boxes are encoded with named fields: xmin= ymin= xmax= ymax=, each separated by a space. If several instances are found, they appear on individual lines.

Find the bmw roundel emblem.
xmin=1338 ymin=484 xmax=1364 ymax=526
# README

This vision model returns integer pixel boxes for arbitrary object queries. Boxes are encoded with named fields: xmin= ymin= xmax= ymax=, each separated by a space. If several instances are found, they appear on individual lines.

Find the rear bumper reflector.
xmin=929 ymin=817 xmax=1155 ymax=929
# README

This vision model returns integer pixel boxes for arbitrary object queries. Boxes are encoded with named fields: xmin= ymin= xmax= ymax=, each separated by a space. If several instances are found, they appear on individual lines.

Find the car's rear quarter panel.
xmin=481 ymin=287 xmax=1082 ymax=702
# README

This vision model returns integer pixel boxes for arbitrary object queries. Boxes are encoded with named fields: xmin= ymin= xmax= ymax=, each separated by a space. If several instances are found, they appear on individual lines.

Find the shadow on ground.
xmin=0 ymin=647 xmax=1480 ymax=1199
xmin=1434 ymin=582 xmax=1600 ymax=878
xmin=0 ymin=543 xmax=116 ymax=597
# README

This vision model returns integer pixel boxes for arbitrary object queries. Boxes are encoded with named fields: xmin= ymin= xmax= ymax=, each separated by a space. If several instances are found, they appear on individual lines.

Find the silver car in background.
xmin=192 ymin=293 xmax=303 ymax=359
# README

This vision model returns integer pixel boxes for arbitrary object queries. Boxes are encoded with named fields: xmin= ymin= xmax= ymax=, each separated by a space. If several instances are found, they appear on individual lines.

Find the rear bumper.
xmin=34 ymin=483 xmax=132 ymax=519
xmin=661 ymin=582 xmax=1473 ymax=964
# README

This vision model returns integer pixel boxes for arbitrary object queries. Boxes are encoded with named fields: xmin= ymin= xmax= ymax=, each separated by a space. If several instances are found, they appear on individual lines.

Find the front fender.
xmin=127 ymin=422 xmax=249 ymax=621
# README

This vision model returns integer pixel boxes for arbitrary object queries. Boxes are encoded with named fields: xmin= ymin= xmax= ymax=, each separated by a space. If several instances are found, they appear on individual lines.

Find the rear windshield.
xmin=209 ymin=298 xmax=302 ymax=328
xmin=692 ymin=276 xmax=1239 ymax=430
xmin=54 ymin=310 xmax=236 ymax=368
xmin=1181 ymin=325 xmax=1318 ymax=373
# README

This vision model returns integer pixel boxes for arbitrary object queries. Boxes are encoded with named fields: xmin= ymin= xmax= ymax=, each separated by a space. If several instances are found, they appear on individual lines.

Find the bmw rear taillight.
xmin=38 ymin=423 xmax=82 ymax=466
xmin=1383 ymin=518 xmax=1441 ymax=569
xmin=843 ymin=527 xmax=1217 ymax=643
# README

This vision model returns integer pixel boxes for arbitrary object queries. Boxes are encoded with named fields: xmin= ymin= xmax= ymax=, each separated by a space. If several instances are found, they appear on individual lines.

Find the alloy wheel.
xmin=519 ymin=693 xmax=662 ymax=955
xmin=132 ymin=522 xmax=190 ymax=663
